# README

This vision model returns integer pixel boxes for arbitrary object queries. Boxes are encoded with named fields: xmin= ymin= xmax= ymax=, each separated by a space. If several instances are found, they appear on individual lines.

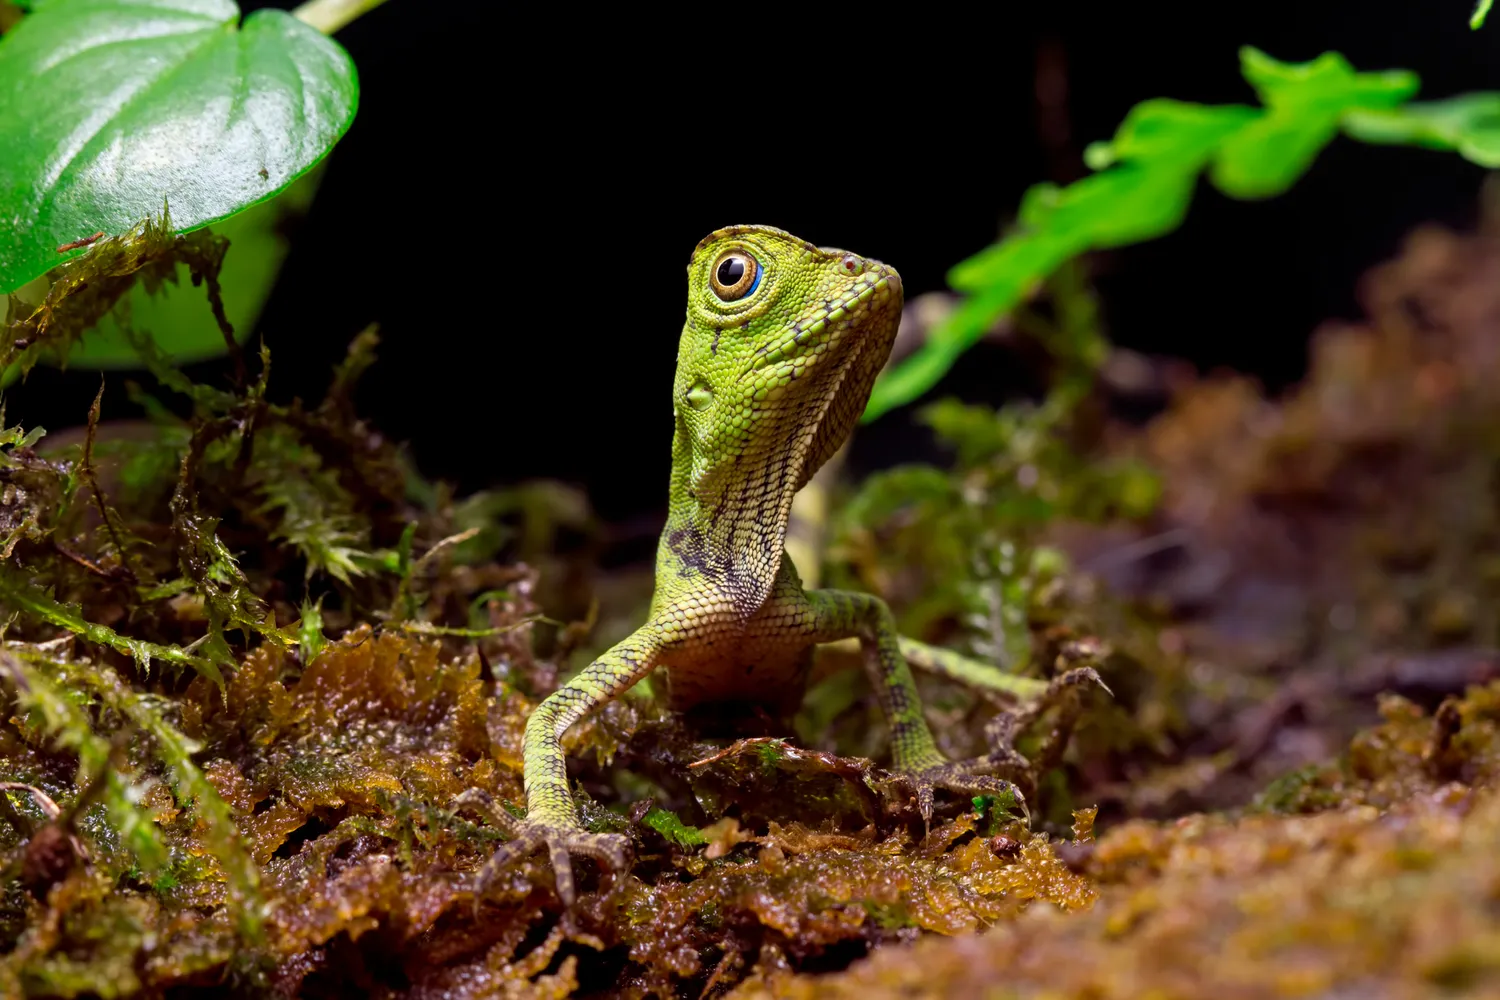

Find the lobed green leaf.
xmin=865 ymin=48 xmax=1493 ymax=421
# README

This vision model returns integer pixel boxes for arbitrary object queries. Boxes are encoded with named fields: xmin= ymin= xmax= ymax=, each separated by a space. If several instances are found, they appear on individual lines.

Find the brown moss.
xmin=734 ymin=682 xmax=1500 ymax=999
xmin=4 ymin=613 xmax=1109 ymax=997
xmin=10 ymin=210 xmax=1500 ymax=997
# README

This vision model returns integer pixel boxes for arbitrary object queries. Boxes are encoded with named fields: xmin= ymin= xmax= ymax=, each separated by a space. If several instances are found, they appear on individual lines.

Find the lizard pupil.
xmin=717 ymin=258 xmax=744 ymax=286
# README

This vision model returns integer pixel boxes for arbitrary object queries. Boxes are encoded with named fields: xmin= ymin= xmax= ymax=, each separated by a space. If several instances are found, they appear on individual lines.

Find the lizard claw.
xmin=885 ymin=665 xmax=1106 ymax=827
xmin=986 ymin=666 xmax=1111 ymax=748
xmin=477 ymin=823 xmax=629 ymax=907
xmin=453 ymin=789 xmax=630 ymax=907
xmin=1047 ymin=665 xmax=1111 ymax=699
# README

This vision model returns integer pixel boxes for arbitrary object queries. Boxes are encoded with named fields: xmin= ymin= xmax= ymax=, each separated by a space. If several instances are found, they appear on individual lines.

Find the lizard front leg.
xmin=806 ymin=589 xmax=1027 ymax=824
xmin=465 ymin=631 xmax=661 ymax=905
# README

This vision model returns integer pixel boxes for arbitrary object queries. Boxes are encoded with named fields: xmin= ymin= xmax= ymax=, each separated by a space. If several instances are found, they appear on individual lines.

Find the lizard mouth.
xmin=738 ymin=269 xmax=901 ymax=380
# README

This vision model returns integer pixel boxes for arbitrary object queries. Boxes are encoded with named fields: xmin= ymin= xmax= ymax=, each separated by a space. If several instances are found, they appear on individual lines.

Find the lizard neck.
xmin=656 ymin=336 xmax=873 ymax=617
xmin=656 ymin=416 xmax=797 ymax=616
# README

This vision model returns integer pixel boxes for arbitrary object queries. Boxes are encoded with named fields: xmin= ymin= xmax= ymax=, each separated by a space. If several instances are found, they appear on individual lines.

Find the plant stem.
xmin=292 ymin=0 xmax=391 ymax=35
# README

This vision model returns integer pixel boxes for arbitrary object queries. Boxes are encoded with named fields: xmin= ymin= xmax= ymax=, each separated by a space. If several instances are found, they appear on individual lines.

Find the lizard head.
xmin=674 ymin=225 xmax=904 ymax=505
xmin=663 ymin=225 xmax=903 ymax=609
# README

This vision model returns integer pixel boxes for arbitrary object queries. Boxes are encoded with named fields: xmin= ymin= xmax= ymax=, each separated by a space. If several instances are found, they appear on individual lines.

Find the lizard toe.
xmin=892 ymin=764 xmax=1030 ymax=827
xmin=453 ymin=790 xmax=631 ymax=907
xmin=921 ymin=766 xmax=1029 ymax=824
xmin=983 ymin=666 xmax=1112 ymax=753
xmin=474 ymin=822 xmax=631 ymax=907
xmin=1048 ymin=666 xmax=1111 ymax=699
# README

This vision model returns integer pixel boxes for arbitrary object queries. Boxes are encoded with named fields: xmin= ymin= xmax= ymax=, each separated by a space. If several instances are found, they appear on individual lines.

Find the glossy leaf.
xmin=0 ymin=0 xmax=357 ymax=294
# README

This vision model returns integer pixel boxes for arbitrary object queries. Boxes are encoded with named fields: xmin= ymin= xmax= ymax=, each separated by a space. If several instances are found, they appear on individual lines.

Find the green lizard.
xmin=472 ymin=225 xmax=1098 ymax=902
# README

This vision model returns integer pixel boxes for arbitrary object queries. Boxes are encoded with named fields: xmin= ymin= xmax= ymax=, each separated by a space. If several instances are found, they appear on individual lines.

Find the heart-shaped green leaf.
xmin=0 ymin=0 xmax=358 ymax=294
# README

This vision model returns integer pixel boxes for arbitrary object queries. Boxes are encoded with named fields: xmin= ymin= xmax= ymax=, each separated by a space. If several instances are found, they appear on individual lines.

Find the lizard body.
xmin=478 ymin=226 xmax=1079 ymax=902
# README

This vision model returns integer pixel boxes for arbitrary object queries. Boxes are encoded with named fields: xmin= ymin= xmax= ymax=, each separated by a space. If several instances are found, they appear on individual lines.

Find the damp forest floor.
xmin=6 ymin=214 xmax=1500 ymax=1000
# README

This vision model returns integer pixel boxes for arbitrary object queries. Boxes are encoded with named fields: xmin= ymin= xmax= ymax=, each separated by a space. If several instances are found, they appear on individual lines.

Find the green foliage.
xmin=839 ymin=265 xmax=1157 ymax=670
xmin=0 ymin=0 xmax=357 ymax=295
xmin=252 ymin=425 xmax=371 ymax=585
xmin=170 ymin=422 xmax=293 ymax=670
xmin=1343 ymin=94 xmax=1500 ymax=166
xmin=1212 ymin=50 xmax=1416 ymax=198
xmin=0 ymin=214 xmax=450 ymax=973
xmin=0 ymin=416 xmax=72 ymax=557
xmin=971 ymin=790 xmax=1021 ymax=832
xmin=56 ymin=655 xmax=263 ymax=937
xmin=65 ymin=166 xmax=327 ymax=370
xmin=391 ymin=521 xmax=420 ymax=621
xmin=298 ymin=596 xmax=328 ymax=663
xmin=864 ymin=47 xmax=1500 ymax=421
xmin=0 ymin=566 xmax=225 ymax=687
xmin=2 ymin=655 xmax=171 ymax=876
xmin=642 ymin=805 xmax=708 ymax=849
xmin=2 ymin=209 xmax=224 ymax=383
xmin=2 ymin=649 xmax=264 ymax=937
xmin=0 ymin=206 xmax=426 ymax=703
xmin=1474 ymin=0 xmax=1493 ymax=29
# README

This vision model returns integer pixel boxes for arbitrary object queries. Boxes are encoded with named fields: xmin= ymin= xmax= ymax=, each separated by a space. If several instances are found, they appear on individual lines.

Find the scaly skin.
xmin=474 ymin=226 xmax=1089 ymax=903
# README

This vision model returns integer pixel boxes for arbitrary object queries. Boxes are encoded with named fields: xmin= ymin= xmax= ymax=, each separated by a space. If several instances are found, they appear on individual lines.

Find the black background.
xmin=13 ymin=1 xmax=1498 ymax=527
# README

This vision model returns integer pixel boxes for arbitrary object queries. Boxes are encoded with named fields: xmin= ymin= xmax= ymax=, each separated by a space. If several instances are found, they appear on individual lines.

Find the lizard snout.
xmin=869 ymin=262 xmax=902 ymax=297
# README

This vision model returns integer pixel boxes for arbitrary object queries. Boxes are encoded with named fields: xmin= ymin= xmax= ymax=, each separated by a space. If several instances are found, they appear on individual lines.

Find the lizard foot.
xmin=453 ymin=789 xmax=630 ymax=907
xmin=896 ymin=764 xmax=1029 ymax=828
xmin=888 ymin=667 xmax=1108 ymax=827
xmin=987 ymin=666 xmax=1111 ymax=751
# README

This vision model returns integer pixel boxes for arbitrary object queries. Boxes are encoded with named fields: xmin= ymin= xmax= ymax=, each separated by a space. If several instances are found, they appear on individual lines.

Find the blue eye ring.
xmin=711 ymin=249 xmax=761 ymax=301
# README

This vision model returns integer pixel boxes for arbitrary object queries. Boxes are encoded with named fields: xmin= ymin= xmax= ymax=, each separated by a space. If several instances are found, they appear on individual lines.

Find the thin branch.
xmin=293 ymin=0 xmax=393 ymax=34
xmin=81 ymin=381 xmax=138 ymax=583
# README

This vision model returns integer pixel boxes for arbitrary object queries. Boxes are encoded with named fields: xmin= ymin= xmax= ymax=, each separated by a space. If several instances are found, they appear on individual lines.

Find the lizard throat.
xmin=663 ymin=331 xmax=875 ymax=618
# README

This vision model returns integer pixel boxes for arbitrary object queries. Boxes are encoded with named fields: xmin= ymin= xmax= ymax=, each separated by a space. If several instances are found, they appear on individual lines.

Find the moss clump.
xmin=2 ymin=623 xmax=1103 ymax=996
xmin=8 ymin=204 xmax=1500 ymax=995
xmin=0 ymin=211 xmax=1110 ymax=997
xmin=736 ymin=681 xmax=1500 ymax=998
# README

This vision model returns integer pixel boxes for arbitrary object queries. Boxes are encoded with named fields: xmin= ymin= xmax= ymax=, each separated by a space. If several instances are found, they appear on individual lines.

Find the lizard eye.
xmin=710 ymin=250 xmax=761 ymax=301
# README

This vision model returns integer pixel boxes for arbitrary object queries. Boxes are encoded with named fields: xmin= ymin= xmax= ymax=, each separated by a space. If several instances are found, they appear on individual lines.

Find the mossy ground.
xmin=4 ymin=213 xmax=1500 ymax=997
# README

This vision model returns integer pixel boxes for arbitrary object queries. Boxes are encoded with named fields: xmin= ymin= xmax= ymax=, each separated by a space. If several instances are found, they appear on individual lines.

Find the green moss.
xmin=642 ymin=806 xmax=707 ymax=850
xmin=9 ymin=197 xmax=1500 ymax=998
